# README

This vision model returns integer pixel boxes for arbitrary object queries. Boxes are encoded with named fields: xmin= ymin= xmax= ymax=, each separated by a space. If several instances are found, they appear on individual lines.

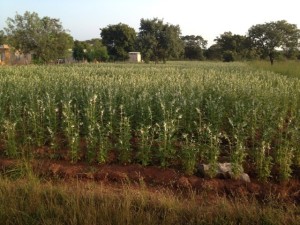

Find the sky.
xmin=1 ymin=0 xmax=300 ymax=46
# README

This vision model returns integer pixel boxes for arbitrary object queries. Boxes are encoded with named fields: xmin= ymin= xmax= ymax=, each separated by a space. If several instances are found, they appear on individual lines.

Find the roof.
xmin=0 ymin=44 xmax=9 ymax=50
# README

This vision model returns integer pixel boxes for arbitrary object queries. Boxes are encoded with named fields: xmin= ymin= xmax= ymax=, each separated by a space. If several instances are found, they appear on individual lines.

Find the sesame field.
xmin=1 ymin=62 xmax=300 ymax=225
xmin=0 ymin=62 xmax=300 ymax=181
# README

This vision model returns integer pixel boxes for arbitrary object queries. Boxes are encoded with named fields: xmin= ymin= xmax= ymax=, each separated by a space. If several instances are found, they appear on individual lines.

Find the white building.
xmin=128 ymin=52 xmax=142 ymax=63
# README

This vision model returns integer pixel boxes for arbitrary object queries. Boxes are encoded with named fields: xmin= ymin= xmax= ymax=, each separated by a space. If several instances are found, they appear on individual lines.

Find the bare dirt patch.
xmin=0 ymin=157 xmax=299 ymax=204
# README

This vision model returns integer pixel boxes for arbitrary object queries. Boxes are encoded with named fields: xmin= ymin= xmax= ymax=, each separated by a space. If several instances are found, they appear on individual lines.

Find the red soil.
xmin=0 ymin=157 xmax=299 ymax=203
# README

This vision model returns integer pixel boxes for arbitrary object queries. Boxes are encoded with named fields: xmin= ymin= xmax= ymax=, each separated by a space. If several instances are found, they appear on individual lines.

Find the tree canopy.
xmin=85 ymin=39 xmax=109 ymax=62
xmin=73 ymin=39 xmax=109 ymax=62
xmin=137 ymin=18 xmax=184 ymax=63
xmin=100 ymin=23 xmax=136 ymax=61
xmin=4 ymin=11 xmax=73 ymax=63
xmin=181 ymin=35 xmax=207 ymax=60
xmin=214 ymin=32 xmax=255 ymax=62
xmin=0 ymin=30 xmax=6 ymax=45
xmin=2 ymin=11 xmax=300 ymax=64
xmin=72 ymin=40 xmax=86 ymax=61
xmin=248 ymin=20 xmax=300 ymax=64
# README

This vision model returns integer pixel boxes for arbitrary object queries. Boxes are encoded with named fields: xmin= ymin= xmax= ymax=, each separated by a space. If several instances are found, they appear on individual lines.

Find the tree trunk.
xmin=269 ymin=52 xmax=274 ymax=65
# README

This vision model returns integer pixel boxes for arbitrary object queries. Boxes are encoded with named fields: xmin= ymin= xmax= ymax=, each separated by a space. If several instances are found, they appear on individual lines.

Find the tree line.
xmin=1 ymin=11 xmax=300 ymax=65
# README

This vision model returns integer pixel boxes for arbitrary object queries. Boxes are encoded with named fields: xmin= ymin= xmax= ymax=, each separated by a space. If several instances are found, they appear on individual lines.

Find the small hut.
xmin=0 ymin=45 xmax=10 ymax=65
xmin=128 ymin=52 xmax=142 ymax=63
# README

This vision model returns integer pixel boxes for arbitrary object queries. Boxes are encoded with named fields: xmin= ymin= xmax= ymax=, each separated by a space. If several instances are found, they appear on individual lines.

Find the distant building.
xmin=0 ymin=45 xmax=10 ymax=65
xmin=0 ymin=44 xmax=32 ymax=65
xmin=128 ymin=52 xmax=142 ymax=63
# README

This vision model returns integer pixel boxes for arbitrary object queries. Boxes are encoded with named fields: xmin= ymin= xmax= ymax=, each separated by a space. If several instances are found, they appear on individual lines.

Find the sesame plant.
xmin=136 ymin=124 xmax=155 ymax=166
xmin=45 ymin=93 xmax=60 ymax=154
xmin=96 ymin=109 xmax=110 ymax=164
xmin=85 ymin=95 xmax=99 ymax=163
xmin=255 ymin=141 xmax=273 ymax=182
xmin=117 ymin=105 xmax=132 ymax=164
xmin=2 ymin=120 xmax=18 ymax=158
xmin=156 ymin=102 xmax=181 ymax=168
xmin=0 ymin=62 xmax=300 ymax=180
xmin=180 ymin=133 xmax=199 ymax=175
xmin=63 ymin=100 xmax=81 ymax=163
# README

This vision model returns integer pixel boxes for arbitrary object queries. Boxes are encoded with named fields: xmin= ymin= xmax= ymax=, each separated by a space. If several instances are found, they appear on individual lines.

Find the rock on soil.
xmin=197 ymin=162 xmax=251 ymax=183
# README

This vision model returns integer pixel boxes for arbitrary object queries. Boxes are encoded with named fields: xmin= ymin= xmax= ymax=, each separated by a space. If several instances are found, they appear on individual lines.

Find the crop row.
xmin=0 ymin=62 xmax=299 ymax=181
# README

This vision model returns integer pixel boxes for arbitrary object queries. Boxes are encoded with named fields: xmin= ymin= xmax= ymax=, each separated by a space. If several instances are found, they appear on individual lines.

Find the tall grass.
xmin=0 ymin=177 xmax=299 ymax=225
xmin=249 ymin=60 xmax=300 ymax=79
xmin=0 ymin=62 xmax=300 ymax=180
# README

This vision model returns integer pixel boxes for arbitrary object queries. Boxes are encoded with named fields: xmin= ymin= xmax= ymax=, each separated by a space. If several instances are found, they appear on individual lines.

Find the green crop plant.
xmin=63 ymin=101 xmax=81 ymax=163
xmin=156 ymin=119 xmax=175 ymax=167
xmin=0 ymin=62 xmax=300 ymax=180
xmin=85 ymin=95 xmax=99 ymax=163
xmin=45 ymin=93 xmax=59 ymax=154
xmin=276 ymin=145 xmax=294 ymax=181
xmin=117 ymin=105 xmax=132 ymax=164
xmin=204 ymin=126 xmax=221 ymax=178
xmin=228 ymin=115 xmax=248 ymax=177
xmin=255 ymin=141 xmax=273 ymax=181
xmin=2 ymin=120 xmax=18 ymax=158
xmin=136 ymin=107 xmax=155 ymax=166
xmin=230 ymin=137 xmax=246 ymax=177
xmin=156 ymin=102 xmax=181 ymax=168
xmin=95 ymin=109 xmax=110 ymax=164
xmin=27 ymin=100 xmax=46 ymax=147
xmin=136 ymin=125 xmax=155 ymax=166
xmin=180 ymin=133 xmax=199 ymax=175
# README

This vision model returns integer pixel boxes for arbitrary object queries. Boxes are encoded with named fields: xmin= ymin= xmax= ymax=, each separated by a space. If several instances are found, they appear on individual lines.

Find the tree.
xmin=205 ymin=44 xmax=222 ymax=61
xmin=100 ymin=23 xmax=136 ymax=61
xmin=4 ymin=11 xmax=73 ymax=63
xmin=248 ymin=20 xmax=300 ymax=65
xmin=214 ymin=32 xmax=256 ymax=62
xmin=0 ymin=30 xmax=6 ymax=45
xmin=73 ymin=39 xmax=109 ymax=62
xmin=72 ymin=40 xmax=86 ymax=61
xmin=181 ymin=35 xmax=207 ymax=60
xmin=137 ymin=18 xmax=184 ymax=63
xmin=85 ymin=39 xmax=109 ymax=62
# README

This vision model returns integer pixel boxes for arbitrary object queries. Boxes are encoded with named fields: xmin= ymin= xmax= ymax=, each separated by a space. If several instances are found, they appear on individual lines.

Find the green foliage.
xmin=3 ymin=120 xmax=18 ymax=158
xmin=213 ymin=32 xmax=257 ymax=61
xmin=180 ymin=134 xmax=199 ymax=175
xmin=136 ymin=125 xmax=155 ymax=166
xmin=248 ymin=20 xmax=300 ymax=65
xmin=249 ymin=60 xmax=300 ymax=79
xmin=204 ymin=127 xmax=221 ymax=178
xmin=101 ymin=23 xmax=136 ymax=61
xmin=85 ymin=39 xmax=109 ymax=62
xmin=222 ymin=50 xmax=235 ymax=62
xmin=275 ymin=145 xmax=294 ymax=181
xmin=137 ymin=18 xmax=184 ymax=63
xmin=181 ymin=35 xmax=207 ymax=60
xmin=0 ymin=62 xmax=300 ymax=180
xmin=0 ymin=30 xmax=6 ymax=45
xmin=72 ymin=40 xmax=86 ymax=61
xmin=4 ymin=11 xmax=73 ymax=63
xmin=255 ymin=141 xmax=273 ymax=182
xmin=117 ymin=105 xmax=132 ymax=164
xmin=204 ymin=44 xmax=222 ymax=61
xmin=63 ymin=101 xmax=80 ymax=163
xmin=45 ymin=93 xmax=59 ymax=155
xmin=73 ymin=39 xmax=109 ymax=62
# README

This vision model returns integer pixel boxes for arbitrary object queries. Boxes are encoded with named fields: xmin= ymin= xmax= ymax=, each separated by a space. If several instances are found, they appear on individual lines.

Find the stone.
xmin=197 ymin=162 xmax=250 ymax=182
xmin=197 ymin=163 xmax=210 ymax=177
xmin=239 ymin=173 xmax=251 ymax=183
